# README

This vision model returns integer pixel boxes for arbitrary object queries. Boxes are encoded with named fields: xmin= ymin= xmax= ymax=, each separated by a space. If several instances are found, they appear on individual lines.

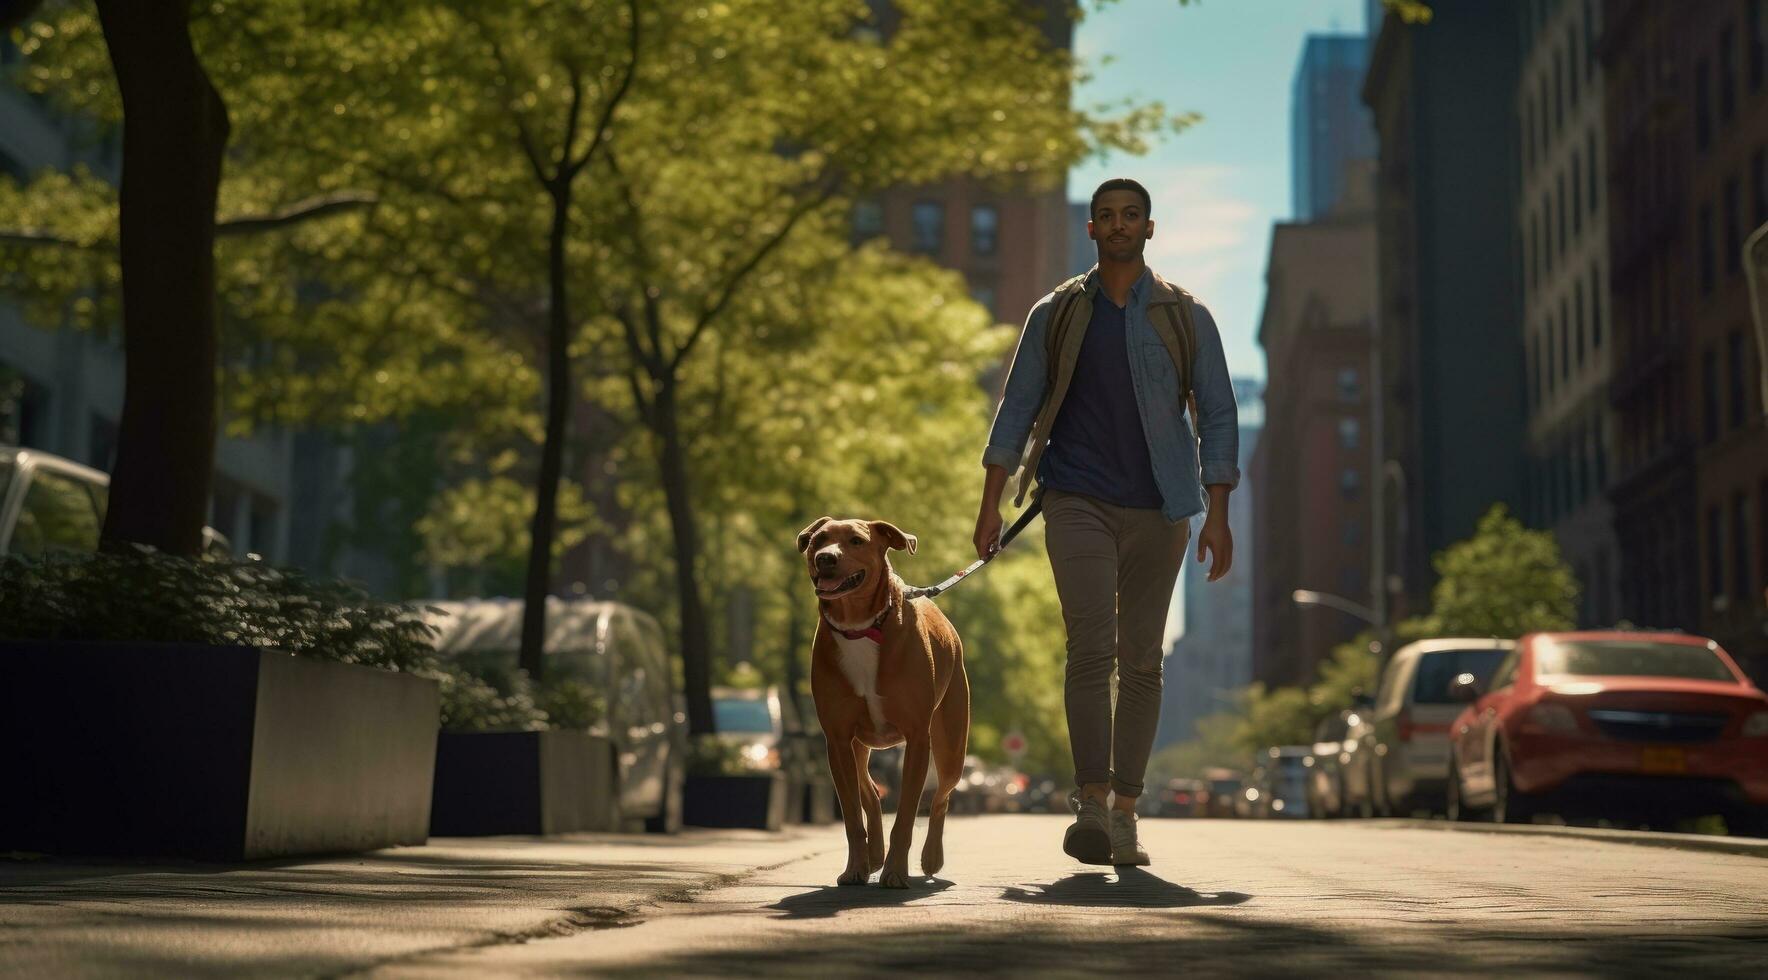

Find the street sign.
xmin=1001 ymin=730 xmax=1026 ymax=762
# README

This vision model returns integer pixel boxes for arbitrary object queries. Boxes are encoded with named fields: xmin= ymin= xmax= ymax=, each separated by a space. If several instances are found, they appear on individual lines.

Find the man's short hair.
xmin=1090 ymin=178 xmax=1152 ymax=217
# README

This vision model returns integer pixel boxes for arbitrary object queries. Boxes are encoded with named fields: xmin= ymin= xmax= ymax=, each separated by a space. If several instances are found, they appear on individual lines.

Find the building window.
xmin=1571 ymin=150 xmax=1583 ymax=238
xmin=1337 ymin=367 xmax=1360 ymax=401
xmin=1561 ymin=297 xmax=1571 ymax=380
xmin=970 ymin=204 xmax=998 ymax=257
xmin=1703 ymin=347 xmax=1721 ymax=442
xmin=1707 ymin=505 xmax=1726 ymax=604
xmin=1339 ymin=417 xmax=1360 ymax=450
xmin=1720 ymin=25 xmax=1738 ymax=122
xmin=1726 ymin=177 xmax=1742 ymax=279
xmin=1342 ymin=519 xmax=1361 ymax=548
xmin=1590 ymin=262 xmax=1603 ymax=348
xmin=1756 ymin=147 xmax=1768 ymax=227
xmin=1567 ymin=26 xmax=1580 ymax=105
xmin=1587 ymin=129 xmax=1599 ymax=212
xmin=1731 ymin=330 xmax=1749 ymax=427
xmin=1575 ymin=283 xmax=1586 ymax=368
xmin=1340 ymin=468 xmax=1361 ymax=500
xmin=970 ymin=284 xmax=996 ymax=319
xmin=1696 ymin=57 xmax=1713 ymax=152
xmin=1539 ymin=76 xmax=1551 ymax=150
xmin=911 ymin=201 xmax=944 ymax=254
xmin=1557 ymin=171 xmax=1568 ymax=259
xmin=1545 ymin=315 xmax=1556 ymax=396
xmin=1554 ymin=46 xmax=1566 ymax=131
xmin=853 ymin=200 xmax=884 ymax=241
xmin=1699 ymin=203 xmax=1716 ymax=295
xmin=1523 ymin=99 xmax=1534 ymax=171
xmin=1585 ymin=0 xmax=1598 ymax=77
xmin=1736 ymin=493 xmax=1754 ymax=599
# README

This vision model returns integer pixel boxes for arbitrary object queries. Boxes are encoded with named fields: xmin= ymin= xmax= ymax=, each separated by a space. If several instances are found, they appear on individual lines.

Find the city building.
xmin=1157 ymin=377 xmax=1262 ymax=747
xmin=1679 ymin=0 xmax=1768 ymax=681
xmin=1600 ymin=0 xmax=1700 ymax=639
xmin=1363 ymin=0 xmax=1527 ymax=618
xmin=1292 ymin=34 xmax=1378 ymax=221
xmin=1252 ymin=199 xmax=1376 ymax=688
xmin=1518 ymin=0 xmax=1621 ymax=627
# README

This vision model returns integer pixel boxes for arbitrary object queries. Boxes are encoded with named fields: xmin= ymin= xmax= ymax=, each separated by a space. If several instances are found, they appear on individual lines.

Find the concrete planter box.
xmin=430 ymin=730 xmax=618 ymax=836
xmin=684 ymin=772 xmax=788 ymax=830
xmin=800 ymin=778 xmax=837 ymax=825
xmin=0 ymin=642 xmax=439 ymax=861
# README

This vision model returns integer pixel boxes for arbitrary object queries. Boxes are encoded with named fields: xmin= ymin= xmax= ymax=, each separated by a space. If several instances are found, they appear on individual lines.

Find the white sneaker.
xmin=1063 ymin=790 xmax=1112 ymax=865
xmin=1109 ymin=808 xmax=1150 ymax=866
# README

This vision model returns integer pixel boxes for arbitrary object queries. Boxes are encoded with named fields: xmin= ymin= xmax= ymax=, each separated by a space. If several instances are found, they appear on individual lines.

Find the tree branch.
xmin=670 ymin=181 xmax=840 ymax=372
xmin=215 ymin=191 xmax=377 ymax=236
xmin=461 ymin=10 xmax=554 ymax=189
xmin=566 ymin=0 xmax=641 ymax=178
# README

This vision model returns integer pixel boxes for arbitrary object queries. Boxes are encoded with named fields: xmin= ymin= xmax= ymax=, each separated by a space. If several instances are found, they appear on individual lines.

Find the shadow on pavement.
xmin=767 ymin=877 xmax=956 ymax=919
xmin=1000 ymin=867 xmax=1251 ymax=909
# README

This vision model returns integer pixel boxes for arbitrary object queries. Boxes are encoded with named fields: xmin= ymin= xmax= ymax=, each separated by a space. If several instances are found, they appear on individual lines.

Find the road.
xmin=375 ymin=816 xmax=1768 ymax=978
xmin=5 ymin=816 xmax=1765 ymax=977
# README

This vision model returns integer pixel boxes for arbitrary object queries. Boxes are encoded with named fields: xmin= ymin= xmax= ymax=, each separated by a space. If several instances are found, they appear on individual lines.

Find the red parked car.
xmin=1444 ymin=631 xmax=1768 ymax=835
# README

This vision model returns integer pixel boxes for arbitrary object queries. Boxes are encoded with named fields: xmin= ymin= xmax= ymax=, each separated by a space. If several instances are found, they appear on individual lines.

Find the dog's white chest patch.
xmin=831 ymin=632 xmax=888 ymax=730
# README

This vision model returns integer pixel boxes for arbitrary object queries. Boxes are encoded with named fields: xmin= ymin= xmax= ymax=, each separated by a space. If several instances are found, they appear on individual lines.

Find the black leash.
xmin=902 ymin=498 xmax=1043 ymax=601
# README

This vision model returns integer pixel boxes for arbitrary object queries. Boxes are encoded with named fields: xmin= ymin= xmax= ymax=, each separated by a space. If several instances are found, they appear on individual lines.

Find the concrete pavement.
xmin=5 ymin=817 xmax=1766 ymax=977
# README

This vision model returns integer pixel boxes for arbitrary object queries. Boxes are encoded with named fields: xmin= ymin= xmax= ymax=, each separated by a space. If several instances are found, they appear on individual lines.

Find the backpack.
xmin=1041 ymin=271 xmax=1202 ymax=425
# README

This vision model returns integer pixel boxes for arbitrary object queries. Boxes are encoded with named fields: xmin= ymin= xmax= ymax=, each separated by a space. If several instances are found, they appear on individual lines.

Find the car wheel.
xmin=1726 ymin=810 xmax=1768 ymax=838
xmin=1445 ymin=758 xmax=1479 ymax=822
xmin=1491 ymin=748 xmax=1535 ymax=825
xmin=644 ymin=760 xmax=684 ymax=834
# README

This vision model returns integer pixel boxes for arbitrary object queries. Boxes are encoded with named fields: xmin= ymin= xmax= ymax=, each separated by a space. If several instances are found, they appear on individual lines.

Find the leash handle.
xmin=904 ymin=497 xmax=1043 ymax=601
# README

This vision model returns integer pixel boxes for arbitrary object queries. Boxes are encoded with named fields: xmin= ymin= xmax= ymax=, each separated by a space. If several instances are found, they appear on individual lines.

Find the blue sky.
xmin=1069 ymin=0 xmax=1375 ymax=384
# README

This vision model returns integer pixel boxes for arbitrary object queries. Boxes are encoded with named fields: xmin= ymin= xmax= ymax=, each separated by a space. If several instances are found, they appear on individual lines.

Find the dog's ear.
xmin=870 ymin=521 xmax=917 ymax=556
xmin=796 ymin=516 xmax=833 ymax=553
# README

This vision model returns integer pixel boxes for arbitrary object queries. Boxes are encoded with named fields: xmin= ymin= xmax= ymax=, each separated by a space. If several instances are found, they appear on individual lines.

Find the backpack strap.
xmin=1041 ymin=273 xmax=1090 ymax=385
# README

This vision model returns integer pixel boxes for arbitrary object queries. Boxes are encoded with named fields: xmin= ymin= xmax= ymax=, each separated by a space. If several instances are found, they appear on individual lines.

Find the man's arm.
xmin=976 ymin=297 xmax=1053 ymax=558
xmin=1189 ymin=302 xmax=1239 ymax=582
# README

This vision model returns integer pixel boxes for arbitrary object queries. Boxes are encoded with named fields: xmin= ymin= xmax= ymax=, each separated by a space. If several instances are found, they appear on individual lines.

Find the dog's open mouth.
xmin=814 ymin=569 xmax=866 ymax=598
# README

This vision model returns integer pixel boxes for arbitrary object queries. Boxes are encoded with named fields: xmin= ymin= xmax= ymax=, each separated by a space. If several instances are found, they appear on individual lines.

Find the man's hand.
xmin=973 ymin=508 xmax=1003 ymax=560
xmin=1196 ymin=484 xmax=1233 ymax=582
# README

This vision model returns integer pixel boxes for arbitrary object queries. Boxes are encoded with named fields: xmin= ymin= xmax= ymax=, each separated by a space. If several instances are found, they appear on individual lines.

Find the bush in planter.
xmin=0 ymin=547 xmax=439 ymax=671
xmin=434 ymin=668 xmax=548 ymax=732
xmin=685 ymin=735 xmax=753 ymax=776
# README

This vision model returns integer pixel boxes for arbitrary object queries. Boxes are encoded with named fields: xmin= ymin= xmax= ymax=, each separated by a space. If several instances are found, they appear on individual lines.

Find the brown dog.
xmin=797 ymin=516 xmax=970 ymax=888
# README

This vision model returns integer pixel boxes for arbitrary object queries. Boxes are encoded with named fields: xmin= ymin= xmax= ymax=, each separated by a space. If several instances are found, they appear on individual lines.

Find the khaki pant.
xmin=1042 ymin=488 xmax=1189 ymax=798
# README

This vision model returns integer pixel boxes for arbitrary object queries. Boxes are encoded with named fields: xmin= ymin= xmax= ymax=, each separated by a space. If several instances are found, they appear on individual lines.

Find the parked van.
xmin=0 ymin=446 xmax=231 ymax=557
xmin=422 ymin=597 xmax=685 ymax=832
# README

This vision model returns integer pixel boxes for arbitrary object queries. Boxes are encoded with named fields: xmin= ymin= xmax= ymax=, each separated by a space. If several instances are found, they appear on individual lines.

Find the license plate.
xmin=1641 ymin=747 xmax=1686 ymax=774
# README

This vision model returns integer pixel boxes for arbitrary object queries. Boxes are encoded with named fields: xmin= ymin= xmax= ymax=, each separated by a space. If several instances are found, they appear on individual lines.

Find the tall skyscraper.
xmin=1291 ymin=35 xmax=1378 ymax=221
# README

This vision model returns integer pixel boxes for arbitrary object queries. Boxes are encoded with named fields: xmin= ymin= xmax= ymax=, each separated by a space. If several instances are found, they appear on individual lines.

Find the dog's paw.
xmin=879 ymin=867 xmax=911 ymax=890
xmin=920 ymin=842 xmax=944 ymax=877
xmin=837 ymin=860 xmax=871 ymax=886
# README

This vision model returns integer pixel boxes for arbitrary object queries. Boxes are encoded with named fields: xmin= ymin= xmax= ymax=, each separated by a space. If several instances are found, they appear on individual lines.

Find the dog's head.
xmin=796 ymin=516 xmax=917 ymax=602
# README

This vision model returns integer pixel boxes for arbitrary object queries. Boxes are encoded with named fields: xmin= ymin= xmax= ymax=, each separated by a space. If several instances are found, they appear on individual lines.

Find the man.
xmin=973 ymin=178 xmax=1239 ymax=866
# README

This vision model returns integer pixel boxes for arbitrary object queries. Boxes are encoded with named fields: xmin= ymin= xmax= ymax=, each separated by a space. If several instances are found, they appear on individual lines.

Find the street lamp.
xmin=1291 ymin=589 xmax=1381 ymax=627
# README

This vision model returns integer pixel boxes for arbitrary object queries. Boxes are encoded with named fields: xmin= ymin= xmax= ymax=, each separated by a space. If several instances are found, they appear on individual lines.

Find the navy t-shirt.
xmin=1040 ymin=294 xmax=1165 ymax=509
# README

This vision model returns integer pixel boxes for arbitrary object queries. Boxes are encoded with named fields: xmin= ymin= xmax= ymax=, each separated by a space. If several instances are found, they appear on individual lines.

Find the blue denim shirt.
xmin=982 ymin=266 xmax=1241 ymax=525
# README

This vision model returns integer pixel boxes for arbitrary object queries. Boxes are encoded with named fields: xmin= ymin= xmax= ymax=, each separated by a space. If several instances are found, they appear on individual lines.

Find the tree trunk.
xmin=93 ymin=0 xmax=228 ymax=557
xmin=653 ymin=379 xmax=715 ymax=735
xmin=519 ymin=189 xmax=574 ymax=680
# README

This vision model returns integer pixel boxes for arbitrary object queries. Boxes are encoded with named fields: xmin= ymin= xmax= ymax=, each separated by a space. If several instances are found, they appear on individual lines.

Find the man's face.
xmin=1089 ymin=189 xmax=1153 ymax=263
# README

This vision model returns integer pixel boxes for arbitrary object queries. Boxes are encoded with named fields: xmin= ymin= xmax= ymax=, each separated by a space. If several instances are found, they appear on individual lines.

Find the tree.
xmin=1425 ymin=504 xmax=1578 ymax=637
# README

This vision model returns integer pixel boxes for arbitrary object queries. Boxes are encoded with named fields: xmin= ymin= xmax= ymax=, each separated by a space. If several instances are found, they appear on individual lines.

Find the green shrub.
xmin=434 ymin=667 xmax=548 ymax=732
xmin=0 ymin=547 xmax=437 ymax=672
xmin=684 ymin=735 xmax=752 ymax=776
xmin=535 ymin=678 xmax=604 ymax=731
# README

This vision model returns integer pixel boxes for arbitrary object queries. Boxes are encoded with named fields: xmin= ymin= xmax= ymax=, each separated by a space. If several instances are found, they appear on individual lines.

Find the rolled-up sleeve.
xmin=982 ymin=295 xmax=1054 ymax=471
xmin=1189 ymin=302 xmax=1241 ymax=490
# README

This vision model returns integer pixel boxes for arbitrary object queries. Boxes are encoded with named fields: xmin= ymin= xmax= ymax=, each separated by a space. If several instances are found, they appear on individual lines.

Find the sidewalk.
xmin=0 ymin=828 xmax=842 ymax=978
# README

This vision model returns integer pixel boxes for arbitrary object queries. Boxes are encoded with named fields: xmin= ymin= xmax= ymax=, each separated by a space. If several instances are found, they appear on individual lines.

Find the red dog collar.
xmin=825 ymin=608 xmax=887 ymax=643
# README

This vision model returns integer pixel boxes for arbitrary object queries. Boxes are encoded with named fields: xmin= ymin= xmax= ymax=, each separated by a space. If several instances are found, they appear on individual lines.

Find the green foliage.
xmin=534 ymin=678 xmax=605 ymax=731
xmin=1425 ymin=504 xmax=1578 ymax=638
xmin=434 ymin=668 xmax=548 ymax=733
xmin=0 ymin=548 xmax=438 ymax=671
xmin=684 ymin=735 xmax=752 ymax=777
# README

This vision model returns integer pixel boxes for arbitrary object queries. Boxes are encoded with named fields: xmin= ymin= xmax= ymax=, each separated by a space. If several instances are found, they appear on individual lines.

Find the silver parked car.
xmin=1 ymin=445 xmax=231 ymax=557
xmin=1343 ymin=638 xmax=1516 ymax=816
xmin=423 ymin=598 xmax=685 ymax=832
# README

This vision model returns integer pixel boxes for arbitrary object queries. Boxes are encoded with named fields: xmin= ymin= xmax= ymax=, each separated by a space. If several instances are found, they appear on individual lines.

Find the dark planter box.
xmin=430 ymin=730 xmax=617 ymax=836
xmin=0 ymin=642 xmax=439 ymax=861
xmin=684 ymin=772 xmax=788 ymax=830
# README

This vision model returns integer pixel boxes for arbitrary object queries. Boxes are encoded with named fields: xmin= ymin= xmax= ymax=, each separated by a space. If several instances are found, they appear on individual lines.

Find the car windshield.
xmin=1412 ymin=648 xmax=1508 ymax=704
xmin=1535 ymin=640 xmax=1736 ymax=682
xmin=713 ymin=698 xmax=774 ymax=734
